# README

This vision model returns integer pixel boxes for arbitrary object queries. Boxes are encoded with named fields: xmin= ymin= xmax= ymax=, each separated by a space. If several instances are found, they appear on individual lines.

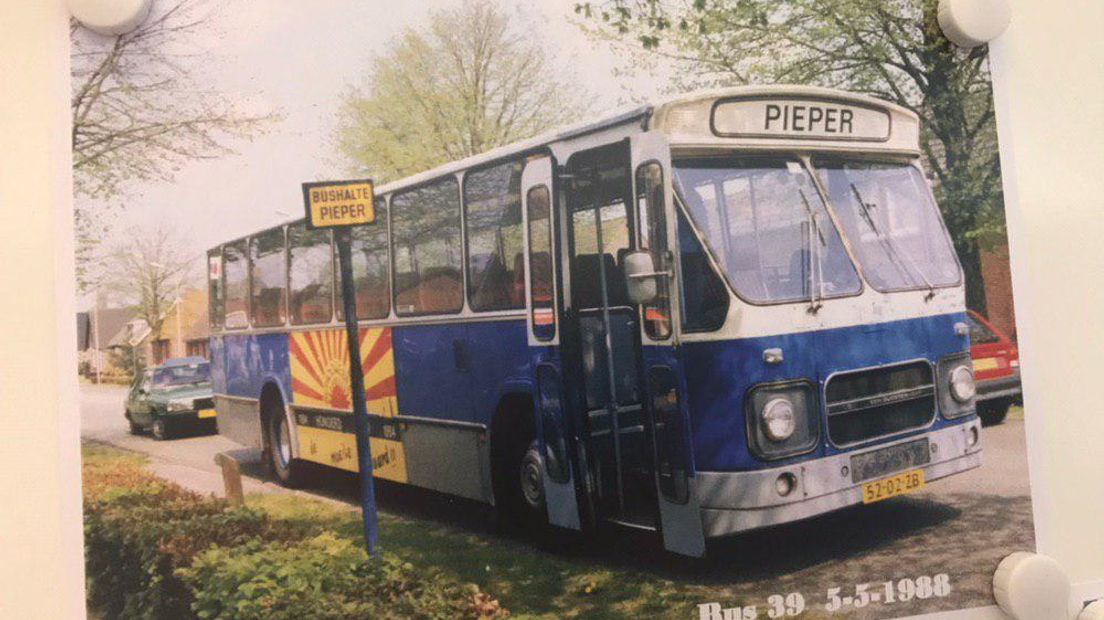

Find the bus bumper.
xmin=696 ymin=419 xmax=982 ymax=538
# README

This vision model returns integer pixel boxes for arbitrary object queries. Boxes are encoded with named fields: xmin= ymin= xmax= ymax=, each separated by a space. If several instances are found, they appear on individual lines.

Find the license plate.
xmin=861 ymin=469 xmax=925 ymax=504
xmin=197 ymin=408 xmax=217 ymax=419
xmin=973 ymin=357 xmax=999 ymax=372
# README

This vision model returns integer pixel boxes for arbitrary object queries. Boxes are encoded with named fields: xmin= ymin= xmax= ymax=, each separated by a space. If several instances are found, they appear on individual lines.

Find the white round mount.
xmin=993 ymin=552 xmax=1074 ymax=620
xmin=937 ymin=0 xmax=1012 ymax=48
xmin=1080 ymin=600 xmax=1104 ymax=620
xmin=68 ymin=0 xmax=153 ymax=36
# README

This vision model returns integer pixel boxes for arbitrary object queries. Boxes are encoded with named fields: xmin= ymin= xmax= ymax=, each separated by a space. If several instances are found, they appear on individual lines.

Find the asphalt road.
xmin=80 ymin=383 xmax=1034 ymax=618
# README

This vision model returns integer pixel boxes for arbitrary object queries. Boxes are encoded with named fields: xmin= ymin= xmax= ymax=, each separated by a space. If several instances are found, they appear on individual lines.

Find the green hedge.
xmin=82 ymin=445 xmax=506 ymax=619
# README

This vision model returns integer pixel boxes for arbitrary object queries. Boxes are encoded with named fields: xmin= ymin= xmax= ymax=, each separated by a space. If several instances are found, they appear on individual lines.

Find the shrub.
xmin=181 ymin=532 xmax=504 ymax=619
xmin=82 ymin=446 xmax=507 ymax=619
xmin=83 ymin=449 xmax=294 ymax=619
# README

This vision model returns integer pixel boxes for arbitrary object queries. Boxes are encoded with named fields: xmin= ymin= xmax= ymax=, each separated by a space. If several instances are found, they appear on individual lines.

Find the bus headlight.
xmin=949 ymin=365 xmax=976 ymax=403
xmin=746 ymin=381 xmax=818 ymax=460
xmin=938 ymin=353 xmax=976 ymax=419
xmin=762 ymin=398 xmax=796 ymax=442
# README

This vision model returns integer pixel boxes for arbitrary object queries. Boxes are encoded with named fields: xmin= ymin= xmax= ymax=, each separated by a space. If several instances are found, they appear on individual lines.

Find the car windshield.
xmin=673 ymin=156 xmax=861 ymax=304
xmin=153 ymin=363 xmax=210 ymax=387
xmin=812 ymin=157 xmax=960 ymax=292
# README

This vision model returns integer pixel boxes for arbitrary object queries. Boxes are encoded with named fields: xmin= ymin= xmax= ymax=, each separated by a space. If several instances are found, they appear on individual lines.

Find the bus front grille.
xmin=824 ymin=361 xmax=936 ymax=447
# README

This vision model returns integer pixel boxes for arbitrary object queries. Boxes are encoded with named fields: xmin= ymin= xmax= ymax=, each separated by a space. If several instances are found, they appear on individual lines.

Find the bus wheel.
xmin=520 ymin=440 xmax=546 ymax=513
xmin=267 ymin=404 xmax=307 ymax=488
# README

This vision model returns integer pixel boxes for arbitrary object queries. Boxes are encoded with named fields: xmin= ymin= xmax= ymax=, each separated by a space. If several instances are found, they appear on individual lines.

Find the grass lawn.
xmin=250 ymin=492 xmax=717 ymax=619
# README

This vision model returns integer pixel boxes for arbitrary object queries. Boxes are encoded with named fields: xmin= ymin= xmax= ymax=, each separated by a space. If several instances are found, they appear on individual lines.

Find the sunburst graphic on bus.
xmin=288 ymin=328 xmax=406 ymax=482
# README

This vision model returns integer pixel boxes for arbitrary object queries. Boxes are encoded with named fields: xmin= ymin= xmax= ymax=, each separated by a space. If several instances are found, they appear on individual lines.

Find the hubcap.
xmin=275 ymin=417 xmax=292 ymax=467
xmin=153 ymin=420 xmax=164 ymax=439
xmin=520 ymin=450 xmax=544 ymax=510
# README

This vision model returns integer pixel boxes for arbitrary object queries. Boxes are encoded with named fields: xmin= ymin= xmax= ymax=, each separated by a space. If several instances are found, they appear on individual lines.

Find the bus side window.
xmin=636 ymin=162 xmax=672 ymax=340
xmin=464 ymin=160 xmax=525 ymax=312
xmin=208 ymin=248 xmax=224 ymax=329
xmin=250 ymin=227 xmax=288 ymax=327
xmin=223 ymin=240 xmax=249 ymax=329
xmin=526 ymin=185 xmax=555 ymax=341
xmin=336 ymin=210 xmax=391 ymax=321
xmin=288 ymin=223 xmax=333 ymax=325
xmin=391 ymin=178 xmax=464 ymax=316
xmin=677 ymin=210 xmax=728 ymax=332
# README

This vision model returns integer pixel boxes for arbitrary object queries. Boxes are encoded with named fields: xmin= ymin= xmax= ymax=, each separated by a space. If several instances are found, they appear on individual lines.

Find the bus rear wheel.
xmin=266 ymin=401 xmax=307 ymax=488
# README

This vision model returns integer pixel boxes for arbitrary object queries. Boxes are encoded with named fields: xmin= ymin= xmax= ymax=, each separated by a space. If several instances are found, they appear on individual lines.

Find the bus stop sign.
xmin=302 ymin=179 xmax=375 ymax=229
xmin=301 ymin=179 xmax=379 ymax=556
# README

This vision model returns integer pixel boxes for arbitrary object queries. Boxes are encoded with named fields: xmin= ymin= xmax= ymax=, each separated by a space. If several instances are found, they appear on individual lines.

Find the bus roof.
xmin=209 ymin=85 xmax=921 ymax=246
xmin=376 ymin=85 xmax=919 ymax=195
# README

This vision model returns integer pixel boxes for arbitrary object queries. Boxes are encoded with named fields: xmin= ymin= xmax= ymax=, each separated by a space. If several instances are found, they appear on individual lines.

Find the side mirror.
xmin=623 ymin=250 xmax=667 ymax=305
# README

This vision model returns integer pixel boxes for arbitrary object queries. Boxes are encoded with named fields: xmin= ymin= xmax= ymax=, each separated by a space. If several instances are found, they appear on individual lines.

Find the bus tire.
xmin=264 ymin=395 xmax=308 ymax=488
xmin=491 ymin=410 xmax=548 ymax=533
xmin=978 ymin=400 xmax=1010 ymax=426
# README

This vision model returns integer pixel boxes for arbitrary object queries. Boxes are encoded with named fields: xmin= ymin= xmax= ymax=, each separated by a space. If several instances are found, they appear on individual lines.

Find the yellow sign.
xmin=861 ymin=468 xmax=925 ymax=504
xmin=302 ymin=180 xmax=376 ymax=229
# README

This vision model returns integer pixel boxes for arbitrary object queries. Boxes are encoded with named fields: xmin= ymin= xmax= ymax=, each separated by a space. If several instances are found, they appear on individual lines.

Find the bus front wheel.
xmin=266 ymin=401 xmax=307 ymax=488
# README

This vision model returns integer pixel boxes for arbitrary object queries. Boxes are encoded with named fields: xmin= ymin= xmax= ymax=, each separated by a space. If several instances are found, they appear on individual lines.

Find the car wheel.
xmin=151 ymin=418 xmax=170 ymax=441
xmin=978 ymin=401 xmax=1010 ymax=426
xmin=126 ymin=410 xmax=142 ymax=435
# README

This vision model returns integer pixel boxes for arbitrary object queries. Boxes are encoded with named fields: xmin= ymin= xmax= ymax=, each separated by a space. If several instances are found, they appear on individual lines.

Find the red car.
xmin=967 ymin=310 xmax=1022 ymax=425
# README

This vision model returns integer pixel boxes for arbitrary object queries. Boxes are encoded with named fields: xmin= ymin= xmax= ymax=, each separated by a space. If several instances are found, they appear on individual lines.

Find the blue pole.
xmin=335 ymin=226 xmax=378 ymax=555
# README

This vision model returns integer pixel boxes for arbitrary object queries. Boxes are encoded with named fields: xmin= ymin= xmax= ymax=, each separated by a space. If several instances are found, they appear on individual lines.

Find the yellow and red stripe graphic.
xmin=289 ymin=328 xmax=406 ymax=482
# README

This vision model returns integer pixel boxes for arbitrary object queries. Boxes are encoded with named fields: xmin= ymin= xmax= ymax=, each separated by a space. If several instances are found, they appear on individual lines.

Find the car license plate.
xmin=197 ymin=408 xmax=217 ymax=419
xmin=861 ymin=469 xmax=925 ymax=504
xmin=973 ymin=357 xmax=999 ymax=372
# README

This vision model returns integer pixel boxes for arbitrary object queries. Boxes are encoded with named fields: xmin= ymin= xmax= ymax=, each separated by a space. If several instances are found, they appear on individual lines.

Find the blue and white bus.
xmin=208 ymin=85 xmax=981 ymax=557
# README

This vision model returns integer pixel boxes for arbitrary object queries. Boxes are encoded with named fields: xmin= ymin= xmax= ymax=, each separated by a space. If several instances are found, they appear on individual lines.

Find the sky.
xmin=78 ymin=0 xmax=668 ymax=306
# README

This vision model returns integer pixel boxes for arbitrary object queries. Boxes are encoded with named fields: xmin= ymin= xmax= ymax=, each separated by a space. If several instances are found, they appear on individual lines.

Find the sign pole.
xmin=302 ymin=178 xmax=379 ymax=557
xmin=335 ymin=227 xmax=379 ymax=556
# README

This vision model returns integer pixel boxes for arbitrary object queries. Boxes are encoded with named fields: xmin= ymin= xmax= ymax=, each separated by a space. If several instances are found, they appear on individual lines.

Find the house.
xmin=76 ymin=306 xmax=139 ymax=381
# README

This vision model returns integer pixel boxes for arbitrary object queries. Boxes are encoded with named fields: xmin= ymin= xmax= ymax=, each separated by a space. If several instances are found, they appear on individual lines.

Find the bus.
xmin=208 ymin=85 xmax=981 ymax=557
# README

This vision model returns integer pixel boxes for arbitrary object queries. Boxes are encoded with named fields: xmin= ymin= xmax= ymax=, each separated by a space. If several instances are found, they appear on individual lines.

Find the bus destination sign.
xmin=712 ymin=98 xmax=891 ymax=141
xmin=302 ymin=179 xmax=376 ymax=229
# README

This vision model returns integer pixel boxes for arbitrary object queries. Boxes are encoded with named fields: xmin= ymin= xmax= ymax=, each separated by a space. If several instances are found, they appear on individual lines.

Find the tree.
xmin=71 ymin=0 xmax=276 ymax=291
xmin=577 ymin=0 xmax=1003 ymax=312
xmin=102 ymin=227 xmax=197 ymax=349
xmin=336 ymin=0 xmax=589 ymax=182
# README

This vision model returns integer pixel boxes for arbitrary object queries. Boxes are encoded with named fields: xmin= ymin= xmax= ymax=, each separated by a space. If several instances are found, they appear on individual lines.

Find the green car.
xmin=124 ymin=357 xmax=216 ymax=440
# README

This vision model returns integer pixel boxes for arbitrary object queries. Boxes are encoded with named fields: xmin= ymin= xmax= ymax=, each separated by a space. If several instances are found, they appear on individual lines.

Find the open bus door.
xmin=630 ymin=131 xmax=706 ymax=557
xmin=521 ymin=155 xmax=582 ymax=531
xmin=559 ymin=136 xmax=705 ymax=557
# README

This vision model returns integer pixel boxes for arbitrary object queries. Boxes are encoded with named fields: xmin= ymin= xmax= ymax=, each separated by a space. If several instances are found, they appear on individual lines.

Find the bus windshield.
xmin=153 ymin=363 xmax=210 ymax=388
xmin=673 ymin=156 xmax=861 ymax=304
xmin=811 ymin=157 xmax=960 ymax=292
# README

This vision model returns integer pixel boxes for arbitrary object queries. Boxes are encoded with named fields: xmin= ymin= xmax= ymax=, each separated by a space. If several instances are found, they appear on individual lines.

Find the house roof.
xmin=80 ymin=307 xmax=138 ymax=351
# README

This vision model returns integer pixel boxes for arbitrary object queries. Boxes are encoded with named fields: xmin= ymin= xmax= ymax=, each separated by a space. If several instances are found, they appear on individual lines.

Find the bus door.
xmin=521 ymin=155 xmax=581 ymax=531
xmin=630 ymin=131 xmax=706 ymax=557
xmin=562 ymin=142 xmax=659 ymax=532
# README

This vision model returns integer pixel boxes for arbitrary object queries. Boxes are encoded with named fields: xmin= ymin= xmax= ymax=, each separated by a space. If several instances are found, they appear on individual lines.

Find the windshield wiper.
xmin=799 ymin=190 xmax=825 ymax=313
xmin=849 ymin=183 xmax=936 ymax=301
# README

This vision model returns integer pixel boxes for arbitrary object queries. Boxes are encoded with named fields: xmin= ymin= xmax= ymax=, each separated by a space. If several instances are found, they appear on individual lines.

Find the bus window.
xmin=250 ymin=227 xmax=287 ymax=327
xmin=636 ymin=162 xmax=672 ymax=340
xmin=464 ymin=160 xmax=525 ymax=312
xmin=288 ymin=223 xmax=333 ymax=325
xmin=526 ymin=185 xmax=555 ymax=340
xmin=677 ymin=210 xmax=728 ymax=332
xmin=391 ymin=178 xmax=463 ymax=316
xmin=336 ymin=212 xmax=391 ymax=321
xmin=223 ymin=240 xmax=249 ymax=329
xmin=207 ymin=248 xmax=223 ymax=328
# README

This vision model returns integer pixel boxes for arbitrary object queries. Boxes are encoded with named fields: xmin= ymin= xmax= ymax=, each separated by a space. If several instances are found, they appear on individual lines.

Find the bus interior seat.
xmin=571 ymin=253 xmax=627 ymax=309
